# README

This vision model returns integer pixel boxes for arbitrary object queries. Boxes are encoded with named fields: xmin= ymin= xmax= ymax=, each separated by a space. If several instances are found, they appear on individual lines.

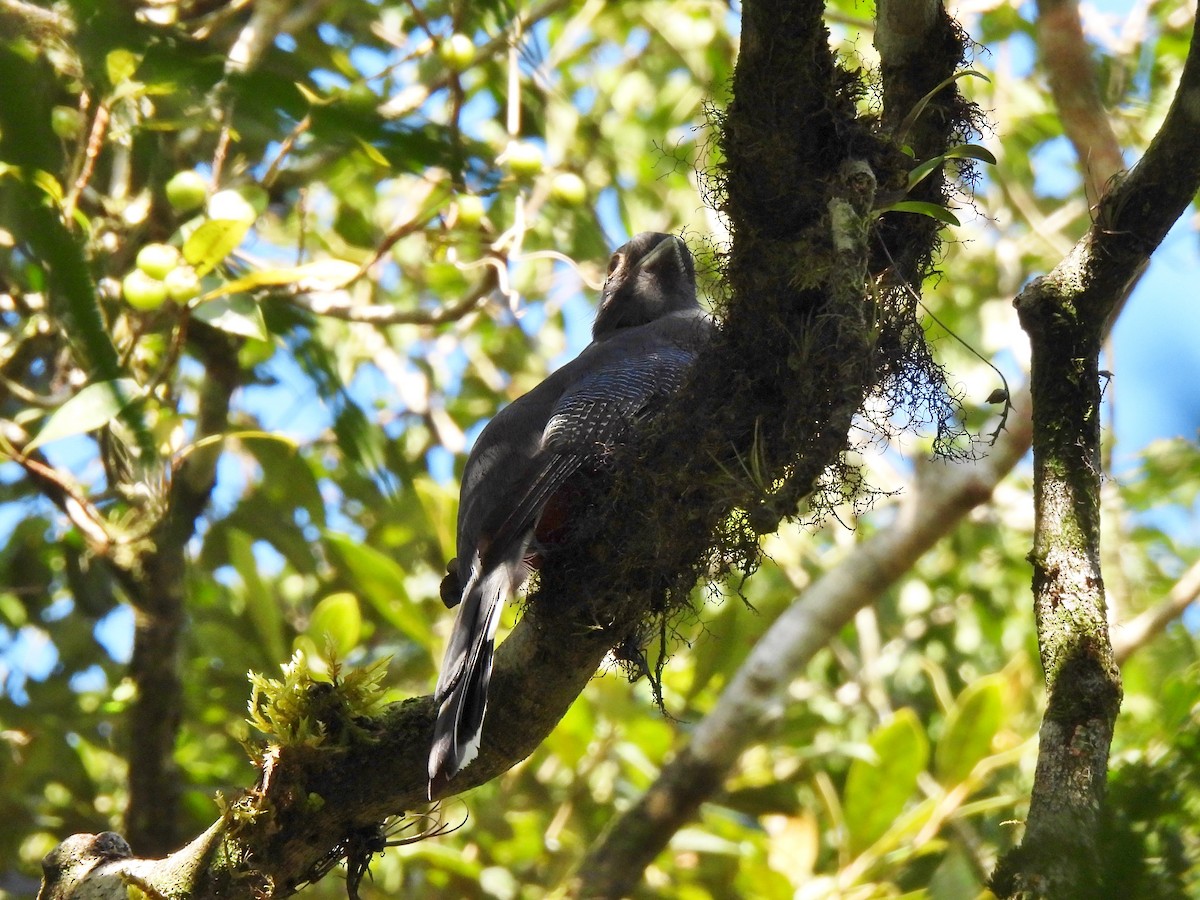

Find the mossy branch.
xmin=991 ymin=16 xmax=1200 ymax=899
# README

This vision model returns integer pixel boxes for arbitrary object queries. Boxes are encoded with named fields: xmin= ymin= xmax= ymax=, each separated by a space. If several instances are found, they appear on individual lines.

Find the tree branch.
xmin=38 ymin=4 xmax=932 ymax=896
xmin=565 ymin=2 xmax=969 ymax=893
xmin=1112 ymin=556 xmax=1200 ymax=665
xmin=288 ymin=265 xmax=498 ymax=326
xmin=1036 ymin=0 xmax=1125 ymax=204
xmin=992 ymin=13 xmax=1200 ymax=897
xmin=568 ymin=388 xmax=1033 ymax=897
xmin=123 ymin=329 xmax=241 ymax=855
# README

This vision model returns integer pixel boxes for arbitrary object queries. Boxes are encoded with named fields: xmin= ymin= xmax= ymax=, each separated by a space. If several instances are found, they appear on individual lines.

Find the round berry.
xmin=455 ymin=194 xmax=485 ymax=227
xmin=164 ymin=266 xmax=201 ymax=302
xmin=51 ymin=106 xmax=84 ymax=140
xmin=550 ymin=172 xmax=587 ymax=205
xmin=439 ymin=33 xmax=475 ymax=71
xmin=135 ymin=243 xmax=180 ymax=280
xmin=207 ymin=189 xmax=256 ymax=223
xmin=504 ymin=141 xmax=544 ymax=178
xmin=122 ymin=269 xmax=168 ymax=311
xmin=165 ymin=170 xmax=208 ymax=213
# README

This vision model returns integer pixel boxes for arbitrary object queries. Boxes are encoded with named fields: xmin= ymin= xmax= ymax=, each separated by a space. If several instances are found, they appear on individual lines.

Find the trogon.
xmin=429 ymin=232 xmax=713 ymax=796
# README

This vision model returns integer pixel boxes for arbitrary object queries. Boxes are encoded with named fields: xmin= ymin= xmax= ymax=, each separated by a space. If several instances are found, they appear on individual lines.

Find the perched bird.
xmin=429 ymin=232 xmax=712 ymax=796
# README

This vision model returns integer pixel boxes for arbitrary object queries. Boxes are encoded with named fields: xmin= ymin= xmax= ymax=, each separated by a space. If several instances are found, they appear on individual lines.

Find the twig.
xmin=289 ymin=265 xmax=499 ymax=326
xmin=1035 ymin=0 xmax=1125 ymax=206
xmin=63 ymin=102 xmax=110 ymax=224
xmin=1112 ymin=557 xmax=1200 ymax=664
xmin=0 ymin=439 xmax=112 ymax=551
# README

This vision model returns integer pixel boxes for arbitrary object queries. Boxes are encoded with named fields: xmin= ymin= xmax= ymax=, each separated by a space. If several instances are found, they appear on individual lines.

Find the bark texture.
xmin=992 ymin=14 xmax=1200 ymax=897
xmin=565 ymin=5 xmax=971 ymax=894
xmin=124 ymin=331 xmax=240 ymax=854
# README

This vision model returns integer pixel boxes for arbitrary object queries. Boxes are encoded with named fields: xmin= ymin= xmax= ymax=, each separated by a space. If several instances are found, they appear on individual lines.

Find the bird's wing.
xmin=543 ymin=344 xmax=700 ymax=452
xmin=479 ymin=344 xmax=702 ymax=564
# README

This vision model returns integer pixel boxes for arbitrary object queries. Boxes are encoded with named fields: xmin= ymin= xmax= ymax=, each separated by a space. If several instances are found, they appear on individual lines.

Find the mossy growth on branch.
xmin=531 ymin=5 xmax=984 ymax=703
xmin=245 ymin=650 xmax=390 ymax=752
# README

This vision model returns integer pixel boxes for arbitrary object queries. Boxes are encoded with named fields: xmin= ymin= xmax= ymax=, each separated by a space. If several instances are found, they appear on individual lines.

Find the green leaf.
xmin=881 ymin=201 xmax=961 ymax=227
xmin=25 ymin=378 xmax=142 ymax=452
xmin=843 ymin=708 xmax=930 ymax=855
xmin=105 ymin=49 xmax=140 ymax=88
xmin=199 ymin=259 xmax=360 ymax=301
xmin=944 ymin=143 xmax=997 ymax=165
xmin=935 ymin=674 xmax=1006 ymax=785
xmin=323 ymin=531 xmax=433 ymax=649
xmin=182 ymin=218 xmax=253 ymax=276
xmin=907 ymin=145 xmax=998 ymax=191
xmin=411 ymin=475 xmax=457 ymax=562
xmin=906 ymin=155 xmax=946 ymax=191
xmin=895 ymin=69 xmax=990 ymax=143
xmin=228 ymin=528 xmax=288 ymax=666
xmin=191 ymin=295 xmax=268 ymax=340
xmin=307 ymin=592 xmax=362 ymax=657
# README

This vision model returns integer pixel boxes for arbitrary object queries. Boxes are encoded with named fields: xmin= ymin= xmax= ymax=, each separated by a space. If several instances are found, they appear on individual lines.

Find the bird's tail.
xmin=428 ymin=564 xmax=507 ymax=798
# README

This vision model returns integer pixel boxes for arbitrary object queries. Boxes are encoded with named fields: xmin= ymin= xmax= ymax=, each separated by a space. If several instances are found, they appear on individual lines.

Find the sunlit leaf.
xmin=907 ymin=155 xmax=946 ymax=191
xmin=307 ymin=592 xmax=362 ymax=657
xmin=881 ymin=201 xmax=962 ymax=226
xmin=198 ymin=259 xmax=360 ymax=301
xmin=183 ymin=218 xmax=253 ymax=276
xmin=935 ymin=675 xmax=1007 ymax=785
xmin=843 ymin=708 xmax=930 ymax=855
xmin=228 ymin=529 xmax=287 ymax=666
xmin=25 ymin=379 xmax=141 ymax=452
xmin=323 ymin=531 xmax=433 ymax=650
xmin=105 ymin=49 xmax=140 ymax=87
xmin=945 ymin=143 xmax=998 ymax=165
xmin=191 ymin=295 xmax=268 ymax=339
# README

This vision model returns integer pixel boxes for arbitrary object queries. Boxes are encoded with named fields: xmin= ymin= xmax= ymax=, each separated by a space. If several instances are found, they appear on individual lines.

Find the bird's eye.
xmin=606 ymin=252 xmax=623 ymax=277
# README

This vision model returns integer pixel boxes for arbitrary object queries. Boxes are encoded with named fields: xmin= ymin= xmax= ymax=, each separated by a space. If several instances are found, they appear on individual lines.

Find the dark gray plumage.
xmin=428 ymin=233 xmax=711 ymax=796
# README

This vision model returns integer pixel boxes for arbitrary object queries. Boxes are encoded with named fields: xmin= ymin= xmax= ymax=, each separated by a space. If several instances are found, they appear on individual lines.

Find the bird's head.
xmin=593 ymin=232 xmax=698 ymax=339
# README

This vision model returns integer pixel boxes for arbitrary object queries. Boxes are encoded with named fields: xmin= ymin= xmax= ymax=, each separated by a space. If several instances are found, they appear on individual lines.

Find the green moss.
xmin=245 ymin=650 xmax=389 ymax=750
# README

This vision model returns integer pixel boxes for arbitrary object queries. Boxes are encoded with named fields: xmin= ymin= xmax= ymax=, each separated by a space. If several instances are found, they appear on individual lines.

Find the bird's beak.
xmin=634 ymin=234 xmax=682 ymax=275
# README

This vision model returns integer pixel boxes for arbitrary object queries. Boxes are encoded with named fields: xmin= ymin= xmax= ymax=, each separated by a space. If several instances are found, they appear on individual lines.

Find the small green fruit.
xmin=165 ymin=170 xmax=208 ymax=213
xmin=207 ymin=189 xmax=256 ymax=223
xmin=550 ymin=172 xmax=587 ymax=205
xmin=136 ymin=243 xmax=180 ymax=280
xmin=439 ymin=33 xmax=475 ymax=71
xmin=122 ymin=269 xmax=168 ymax=311
xmin=51 ymin=106 xmax=84 ymax=140
xmin=455 ymin=194 xmax=485 ymax=227
xmin=164 ymin=266 xmax=201 ymax=302
xmin=504 ymin=141 xmax=543 ymax=178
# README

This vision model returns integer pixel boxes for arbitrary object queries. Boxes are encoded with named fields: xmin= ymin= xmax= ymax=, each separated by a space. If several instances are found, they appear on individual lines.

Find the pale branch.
xmin=992 ymin=13 xmax=1200 ymax=898
xmin=5 ymin=448 xmax=113 ymax=552
xmin=1036 ymin=0 xmax=1125 ymax=205
xmin=288 ymin=265 xmax=498 ymax=326
xmin=225 ymin=0 xmax=333 ymax=76
xmin=1112 ymin=556 xmax=1200 ymax=665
